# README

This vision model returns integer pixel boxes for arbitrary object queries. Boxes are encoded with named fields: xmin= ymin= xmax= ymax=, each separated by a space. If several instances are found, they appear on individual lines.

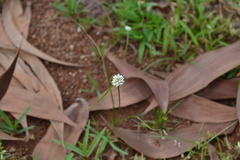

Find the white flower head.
xmin=112 ymin=74 xmax=124 ymax=87
xmin=125 ymin=25 xmax=132 ymax=31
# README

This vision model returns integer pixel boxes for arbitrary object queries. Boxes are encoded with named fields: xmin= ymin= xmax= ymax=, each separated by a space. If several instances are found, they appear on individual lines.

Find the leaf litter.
xmin=0 ymin=0 xmax=239 ymax=159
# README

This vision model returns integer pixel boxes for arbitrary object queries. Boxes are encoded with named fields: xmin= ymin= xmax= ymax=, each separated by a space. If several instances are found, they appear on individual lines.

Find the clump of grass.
xmin=108 ymin=0 xmax=240 ymax=63
xmin=0 ymin=106 xmax=34 ymax=136
xmin=54 ymin=120 xmax=128 ymax=160
xmin=52 ymin=0 xmax=240 ymax=66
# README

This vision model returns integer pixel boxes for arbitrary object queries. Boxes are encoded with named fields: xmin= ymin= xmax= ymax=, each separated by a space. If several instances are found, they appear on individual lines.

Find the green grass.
xmin=109 ymin=0 xmax=240 ymax=63
xmin=0 ymin=106 xmax=34 ymax=135
xmin=0 ymin=141 xmax=13 ymax=160
xmin=52 ymin=0 xmax=240 ymax=65
xmin=79 ymin=72 xmax=101 ymax=98
xmin=54 ymin=120 xmax=128 ymax=160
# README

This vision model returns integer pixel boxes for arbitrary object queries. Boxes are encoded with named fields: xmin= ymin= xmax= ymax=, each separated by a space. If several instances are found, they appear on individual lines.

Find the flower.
xmin=111 ymin=74 xmax=124 ymax=87
xmin=125 ymin=25 xmax=132 ymax=31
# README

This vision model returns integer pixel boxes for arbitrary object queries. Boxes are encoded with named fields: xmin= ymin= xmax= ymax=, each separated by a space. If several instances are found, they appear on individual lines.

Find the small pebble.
xmin=78 ymin=69 xmax=83 ymax=73
xmin=9 ymin=146 xmax=16 ymax=152
xmin=77 ymin=26 xmax=81 ymax=33
xmin=82 ymin=79 xmax=88 ymax=83
xmin=96 ymin=31 xmax=101 ymax=35
xmin=69 ymin=44 xmax=74 ymax=50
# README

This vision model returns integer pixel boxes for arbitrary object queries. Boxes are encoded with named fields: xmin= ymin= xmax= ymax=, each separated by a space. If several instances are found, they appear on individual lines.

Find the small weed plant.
xmin=0 ymin=106 xmax=34 ymax=135
xmin=109 ymin=0 xmax=240 ymax=63
xmin=53 ymin=0 xmax=240 ymax=65
xmin=79 ymin=72 xmax=101 ymax=98
xmin=0 ymin=141 xmax=13 ymax=160
xmin=54 ymin=120 xmax=128 ymax=160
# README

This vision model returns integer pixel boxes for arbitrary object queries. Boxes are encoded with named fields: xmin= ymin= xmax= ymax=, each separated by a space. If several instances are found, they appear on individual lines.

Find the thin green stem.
xmin=117 ymin=86 xmax=121 ymax=121
xmin=71 ymin=19 xmax=115 ymax=111
xmin=118 ymin=86 xmax=121 ymax=108
xmin=124 ymin=32 xmax=129 ymax=57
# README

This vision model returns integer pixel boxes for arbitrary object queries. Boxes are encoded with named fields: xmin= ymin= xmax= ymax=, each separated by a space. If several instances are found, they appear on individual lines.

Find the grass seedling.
xmin=0 ymin=141 xmax=13 ymax=160
xmin=80 ymin=72 xmax=101 ymax=98
xmin=64 ymin=153 xmax=77 ymax=160
xmin=91 ymin=42 xmax=108 ymax=62
xmin=134 ymin=153 xmax=145 ymax=160
xmin=0 ymin=106 xmax=34 ymax=135
xmin=54 ymin=120 xmax=128 ymax=159
xmin=52 ymin=0 xmax=97 ymax=27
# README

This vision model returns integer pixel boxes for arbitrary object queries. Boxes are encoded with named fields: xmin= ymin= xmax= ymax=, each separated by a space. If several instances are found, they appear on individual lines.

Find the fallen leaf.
xmin=139 ymin=96 xmax=158 ymax=116
xmin=0 ymin=131 xmax=23 ymax=141
xmin=0 ymin=48 xmax=18 ymax=101
xmin=32 ymin=100 xmax=89 ymax=159
xmin=104 ymin=118 xmax=237 ymax=159
xmin=2 ymin=0 xmax=80 ymax=66
xmin=171 ymin=95 xmax=237 ymax=123
xmin=89 ymin=78 xmax=152 ymax=111
xmin=167 ymin=41 xmax=240 ymax=101
xmin=0 ymin=86 xmax=78 ymax=127
xmin=11 ymin=0 xmax=31 ymax=38
xmin=197 ymin=79 xmax=238 ymax=100
xmin=0 ymin=50 xmax=40 ymax=92
xmin=3 ymin=0 xmax=66 ymax=147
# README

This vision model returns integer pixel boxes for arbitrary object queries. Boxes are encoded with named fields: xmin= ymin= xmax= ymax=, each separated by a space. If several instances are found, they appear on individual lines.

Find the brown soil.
xmin=1 ymin=0 xmax=240 ymax=160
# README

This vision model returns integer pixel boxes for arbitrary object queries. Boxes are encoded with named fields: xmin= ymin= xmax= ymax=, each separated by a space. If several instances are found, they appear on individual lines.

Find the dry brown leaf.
xmin=167 ymin=41 xmax=240 ymax=101
xmin=2 ymin=0 xmax=80 ymax=67
xmin=20 ymin=53 xmax=63 ymax=108
xmin=0 ymin=48 xmax=18 ymax=101
xmin=0 ymin=131 xmax=23 ymax=141
xmin=104 ymin=118 xmax=237 ymax=159
xmin=0 ymin=50 xmax=40 ymax=92
xmin=20 ymin=52 xmax=67 ymax=147
xmin=107 ymin=54 xmax=169 ymax=113
xmin=197 ymin=79 xmax=238 ymax=100
xmin=208 ymin=143 xmax=220 ymax=160
xmin=140 ymin=96 xmax=158 ymax=116
xmin=3 ymin=0 xmax=66 ymax=146
xmin=32 ymin=101 xmax=89 ymax=159
xmin=89 ymin=78 xmax=152 ymax=111
xmin=11 ymin=0 xmax=31 ymax=38
xmin=171 ymin=95 xmax=237 ymax=123
xmin=0 ymin=16 xmax=14 ymax=50
xmin=150 ymin=70 xmax=170 ymax=79
xmin=0 ymin=86 xmax=78 ymax=127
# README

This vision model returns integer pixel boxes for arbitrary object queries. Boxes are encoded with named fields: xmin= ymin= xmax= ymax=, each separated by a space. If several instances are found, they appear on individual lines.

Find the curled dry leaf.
xmin=0 ymin=86 xmax=77 ymax=128
xmin=0 ymin=131 xmax=23 ymax=141
xmin=1 ymin=0 xmax=67 ymax=146
xmin=89 ymin=78 xmax=152 ymax=111
xmin=139 ymin=96 xmax=158 ymax=116
xmin=0 ymin=48 xmax=19 ymax=101
xmin=11 ymin=0 xmax=31 ymax=38
xmin=104 ymin=118 xmax=237 ymax=159
xmin=32 ymin=101 xmax=89 ymax=159
xmin=2 ymin=0 xmax=80 ymax=66
xmin=197 ymin=79 xmax=238 ymax=100
xmin=167 ymin=41 xmax=240 ymax=101
xmin=0 ymin=48 xmax=24 ymax=141
xmin=171 ymin=95 xmax=237 ymax=123
xmin=0 ymin=50 xmax=40 ymax=92
xmin=107 ymin=54 xmax=169 ymax=113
